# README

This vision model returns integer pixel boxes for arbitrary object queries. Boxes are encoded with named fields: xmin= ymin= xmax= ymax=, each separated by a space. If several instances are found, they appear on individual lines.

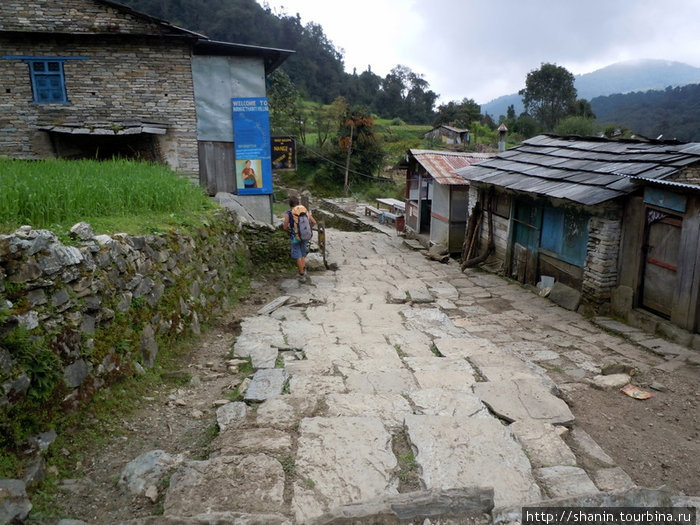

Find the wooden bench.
xmin=365 ymin=205 xmax=381 ymax=218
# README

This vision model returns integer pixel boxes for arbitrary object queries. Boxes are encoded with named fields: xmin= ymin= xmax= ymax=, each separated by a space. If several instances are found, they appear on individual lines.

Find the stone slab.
xmin=164 ymin=454 xmax=285 ymax=516
xmin=413 ymin=370 xmax=477 ymax=390
xmin=534 ymin=466 xmax=599 ymax=498
xmin=433 ymin=337 xmax=502 ymax=359
xmin=214 ymin=427 xmax=293 ymax=456
xmin=341 ymin=368 xmax=416 ymax=395
xmin=408 ymin=388 xmax=487 ymax=418
xmin=292 ymin=416 xmax=398 ymax=523
xmin=473 ymin=378 xmax=575 ymax=425
xmin=249 ymin=344 xmax=279 ymax=369
xmin=591 ymin=467 xmax=636 ymax=492
xmin=569 ymin=428 xmax=615 ymax=467
xmin=255 ymin=395 xmax=320 ymax=429
xmin=288 ymin=372 xmax=347 ymax=396
xmin=404 ymin=415 xmax=542 ymax=508
xmin=244 ymin=369 xmax=288 ymax=402
xmin=215 ymin=401 xmax=247 ymax=432
xmin=324 ymin=393 xmax=412 ymax=427
xmin=510 ymin=420 xmax=577 ymax=468
xmin=316 ymin=487 xmax=494 ymax=524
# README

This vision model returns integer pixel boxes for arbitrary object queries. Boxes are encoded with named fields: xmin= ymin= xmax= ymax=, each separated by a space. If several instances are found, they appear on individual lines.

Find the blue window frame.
xmin=540 ymin=206 xmax=589 ymax=267
xmin=2 ymin=56 xmax=88 ymax=104
xmin=29 ymin=59 xmax=68 ymax=103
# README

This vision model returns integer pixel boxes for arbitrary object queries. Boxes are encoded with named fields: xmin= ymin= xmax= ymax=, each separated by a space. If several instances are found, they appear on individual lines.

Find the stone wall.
xmin=582 ymin=216 xmax=622 ymax=305
xmin=0 ymin=0 xmax=176 ymax=34
xmin=0 ymin=212 xmax=270 ymax=447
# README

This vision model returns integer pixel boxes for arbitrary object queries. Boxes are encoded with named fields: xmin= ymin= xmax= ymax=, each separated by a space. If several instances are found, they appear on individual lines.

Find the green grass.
xmin=0 ymin=158 xmax=216 ymax=235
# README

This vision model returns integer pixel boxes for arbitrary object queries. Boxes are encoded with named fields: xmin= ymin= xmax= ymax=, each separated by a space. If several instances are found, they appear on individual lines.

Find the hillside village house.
xmin=455 ymin=134 xmax=700 ymax=336
xmin=0 ymin=0 xmax=292 ymax=222
xmin=404 ymin=149 xmax=493 ymax=253
xmin=423 ymin=125 xmax=470 ymax=146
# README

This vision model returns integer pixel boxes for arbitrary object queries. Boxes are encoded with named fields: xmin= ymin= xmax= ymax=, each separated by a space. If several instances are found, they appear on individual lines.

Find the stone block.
xmin=244 ymin=369 xmax=288 ymax=402
xmin=510 ymin=420 xmax=577 ymax=468
xmin=610 ymin=285 xmax=633 ymax=317
xmin=473 ymin=378 xmax=575 ymax=425
xmin=548 ymin=282 xmax=581 ymax=311
xmin=534 ymin=466 xmax=599 ymax=498
xmin=405 ymin=414 xmax=541 ymax=508
xmin=292 ymin=417 xmax=397 ymax=523
xmin=164 ymin=454 xmax=285 ymax=516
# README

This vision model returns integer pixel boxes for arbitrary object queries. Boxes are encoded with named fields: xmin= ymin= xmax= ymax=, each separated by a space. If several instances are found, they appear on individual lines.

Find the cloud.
xmin=259 ymin=0 xmax=700 ymax=104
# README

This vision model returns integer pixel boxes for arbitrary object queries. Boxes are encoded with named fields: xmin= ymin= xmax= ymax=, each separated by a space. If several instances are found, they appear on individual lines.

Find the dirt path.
xmin=39 ymin=278 xmax=283 ymax=524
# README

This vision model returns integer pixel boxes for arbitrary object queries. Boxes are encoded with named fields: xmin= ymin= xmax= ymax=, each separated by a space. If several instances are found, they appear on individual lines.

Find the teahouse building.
xmin=455 ymin=134 xmax=700 ymax=333
xmin=0 ymin=0 xmax=293 ymax=221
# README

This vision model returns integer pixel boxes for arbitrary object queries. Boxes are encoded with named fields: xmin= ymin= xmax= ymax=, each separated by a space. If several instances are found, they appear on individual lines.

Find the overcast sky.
xmin=257 ymin=0 xmax=700 ymax=105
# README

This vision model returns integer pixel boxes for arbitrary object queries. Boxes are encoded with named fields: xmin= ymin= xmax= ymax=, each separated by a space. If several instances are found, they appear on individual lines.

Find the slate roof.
xmin=454 ymin=134 xmax=700 ymax=206
xmin=410 ymin=149 xmax=493 ymax=186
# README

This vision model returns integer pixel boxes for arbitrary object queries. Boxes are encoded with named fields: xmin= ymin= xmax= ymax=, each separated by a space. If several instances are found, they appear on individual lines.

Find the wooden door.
xmin=641 ymin=210 xmax=682 ymax=317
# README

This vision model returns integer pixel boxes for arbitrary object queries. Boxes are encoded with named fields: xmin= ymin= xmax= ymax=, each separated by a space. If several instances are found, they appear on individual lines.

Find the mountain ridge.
xmin=481 ymin=59 xmax=700 ymax=118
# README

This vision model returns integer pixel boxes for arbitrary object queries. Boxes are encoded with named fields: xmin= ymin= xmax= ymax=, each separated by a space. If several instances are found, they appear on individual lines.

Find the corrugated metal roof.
xmin=454 ymin=134 xmax=700 ymax=205
xmin=410 ymin=149 xmax=494 ymax=185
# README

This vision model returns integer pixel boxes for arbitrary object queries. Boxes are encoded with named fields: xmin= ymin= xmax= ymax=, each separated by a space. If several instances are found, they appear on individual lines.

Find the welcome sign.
xmin=232 ymin=97 xmax=273 ymax=195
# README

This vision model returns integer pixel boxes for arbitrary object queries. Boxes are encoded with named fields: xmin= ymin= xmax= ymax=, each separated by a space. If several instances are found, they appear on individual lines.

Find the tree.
xmin=432 ymin=98 xmax=481 ymax=129
xmin=519 ymin=63 xmax=577 ymax=130
xmin=375 ymin=65 xmax=438 ymax=124
xmin=570 ymin=99 xmax=596 ymax=119
xmin=268 ymin=69 xmax=306 ymax=141
xmin=554 ymin=116 xmax=601 ymax=137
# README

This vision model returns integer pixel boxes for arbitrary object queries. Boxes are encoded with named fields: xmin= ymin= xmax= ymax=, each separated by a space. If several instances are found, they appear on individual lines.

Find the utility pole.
xmin=343 ymin=121 xmax=354 ymax=198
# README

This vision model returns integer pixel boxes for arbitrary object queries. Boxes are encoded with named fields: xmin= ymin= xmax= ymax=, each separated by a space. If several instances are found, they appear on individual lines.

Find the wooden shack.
xmin=405 ymin=149 xmax=493 ymax=252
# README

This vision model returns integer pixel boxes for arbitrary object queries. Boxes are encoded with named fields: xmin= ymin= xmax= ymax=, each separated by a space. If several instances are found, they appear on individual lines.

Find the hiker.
xmin=283 ymin=195 xmax=317 ymax=282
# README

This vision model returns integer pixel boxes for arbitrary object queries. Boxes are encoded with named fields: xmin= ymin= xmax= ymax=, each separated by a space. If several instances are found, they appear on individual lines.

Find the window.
xmin=3 ymin=56 xmax=87 ymax=104
xmin=29 ymin=59 xmax=68 ymax=103
xmin=540 ymin=206 xmax=589 ymax=267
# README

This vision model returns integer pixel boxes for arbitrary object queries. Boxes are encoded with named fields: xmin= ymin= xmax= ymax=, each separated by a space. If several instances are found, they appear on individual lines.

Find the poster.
xmin=271 ymin=136 xmax=296 ymax=170
xmin=232 ymin=97 xmax=273 ymax=195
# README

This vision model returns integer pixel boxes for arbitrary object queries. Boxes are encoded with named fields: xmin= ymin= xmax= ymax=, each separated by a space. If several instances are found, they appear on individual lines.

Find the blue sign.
xmin=232 ymin=97 xmax=273 ymax=195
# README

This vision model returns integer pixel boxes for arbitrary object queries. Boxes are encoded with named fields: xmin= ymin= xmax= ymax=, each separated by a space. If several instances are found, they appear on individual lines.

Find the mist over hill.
xmin=481 ymin=59 xmax=700 ymax=118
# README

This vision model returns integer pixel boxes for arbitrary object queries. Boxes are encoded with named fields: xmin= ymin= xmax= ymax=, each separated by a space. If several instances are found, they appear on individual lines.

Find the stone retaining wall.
xmin=0 ymin=212 xmax=271 ymax=448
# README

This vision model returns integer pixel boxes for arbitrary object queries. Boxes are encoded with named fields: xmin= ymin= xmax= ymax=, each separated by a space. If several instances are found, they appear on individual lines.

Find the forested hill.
xmin=116 ymin=0 xmax=438 ymax=124
xmin=591 ymin=83 xmax=700 ymax=142
xmin=116 ymin=0 xmax=347 ymax=103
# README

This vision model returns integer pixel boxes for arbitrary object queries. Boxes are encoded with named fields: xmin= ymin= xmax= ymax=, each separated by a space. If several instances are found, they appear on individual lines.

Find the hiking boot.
xmin=298 ymin=273 xmax=307 ymax=283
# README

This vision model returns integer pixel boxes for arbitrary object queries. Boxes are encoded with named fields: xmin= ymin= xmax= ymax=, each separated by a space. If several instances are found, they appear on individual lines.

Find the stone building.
xmin=0 ymin=0 xmax=292 ymax=221
xmin=455 ymin=134 xmax=700 ymax=334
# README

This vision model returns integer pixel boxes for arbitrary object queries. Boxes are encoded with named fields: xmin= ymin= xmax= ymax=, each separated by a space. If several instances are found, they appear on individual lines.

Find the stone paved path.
xmin=134 ymin=217 xmax=695 ymax=524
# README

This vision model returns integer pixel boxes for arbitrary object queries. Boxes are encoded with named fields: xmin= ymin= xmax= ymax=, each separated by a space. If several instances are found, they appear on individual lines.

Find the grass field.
xmin=0 ymin=158 xmax=216 ymax=235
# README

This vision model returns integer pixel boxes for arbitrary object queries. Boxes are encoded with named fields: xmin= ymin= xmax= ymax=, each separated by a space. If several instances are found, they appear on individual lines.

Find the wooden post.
xmin=344 ymin=121 xmax=354 ymax=198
